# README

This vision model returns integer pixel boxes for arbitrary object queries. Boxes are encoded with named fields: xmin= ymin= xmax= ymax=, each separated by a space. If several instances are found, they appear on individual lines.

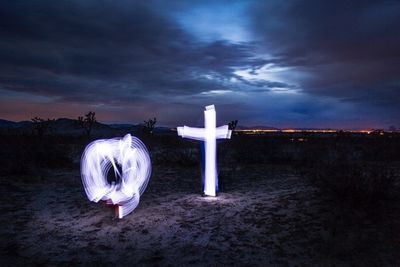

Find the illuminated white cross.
xmin=177 ymin=105 xmax=231 ymax=197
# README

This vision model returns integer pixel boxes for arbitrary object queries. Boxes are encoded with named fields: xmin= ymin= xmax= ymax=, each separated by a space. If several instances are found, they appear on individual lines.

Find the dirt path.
xmin=0 ymin=164 xmax=398 ymax=266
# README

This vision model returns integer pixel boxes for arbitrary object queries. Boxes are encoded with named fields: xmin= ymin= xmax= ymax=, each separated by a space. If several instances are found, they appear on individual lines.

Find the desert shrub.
xmin=0 ymin=135 xmax=74 ymax=176
xmin=311 ymin=161 xmax=398 ymax=206
xmin=227 ymin=135 xmax=302 ymax=164
xmin=302 ymin=137 xmax=400 ymax=208
xmin=77 ymin=111 xmax=96 ymax=138
xmin=154 ymin=147 xmax=199 ymax=166
xmin=142 ymin=117 xmax=157 ymax=135
xmin=300 ymin=136 xmax=400 ymax=262
xmin=152 ymin=138 xmax=199 ymax=166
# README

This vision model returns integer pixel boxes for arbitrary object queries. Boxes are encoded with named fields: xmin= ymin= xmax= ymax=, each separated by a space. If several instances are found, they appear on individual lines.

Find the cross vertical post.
xmin=177 ymin=105 xmax=231 ymax=197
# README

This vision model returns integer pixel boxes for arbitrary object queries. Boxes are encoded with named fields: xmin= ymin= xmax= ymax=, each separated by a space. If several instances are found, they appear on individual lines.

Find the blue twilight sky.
xmin=0 ymin=0 xmax=399 ymax=128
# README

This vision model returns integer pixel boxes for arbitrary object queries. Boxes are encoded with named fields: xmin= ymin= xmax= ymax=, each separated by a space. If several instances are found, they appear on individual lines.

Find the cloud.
xmin=249 ymin=0 xmax=400 ymax=112
xmin=0 ymin=1 xmax=269 ymax=106
xmin=0 ymin=0 xmax=399 ymax=128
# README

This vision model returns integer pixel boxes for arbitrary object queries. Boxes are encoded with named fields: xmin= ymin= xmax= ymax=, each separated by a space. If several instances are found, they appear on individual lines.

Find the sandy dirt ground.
xmin=1 ymin=164 xmax=400 ymax=266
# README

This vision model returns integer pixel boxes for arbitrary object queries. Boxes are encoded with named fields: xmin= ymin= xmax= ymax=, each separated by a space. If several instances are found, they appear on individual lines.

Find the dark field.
xmin=1 ymin=131 xmax=400 ymax=266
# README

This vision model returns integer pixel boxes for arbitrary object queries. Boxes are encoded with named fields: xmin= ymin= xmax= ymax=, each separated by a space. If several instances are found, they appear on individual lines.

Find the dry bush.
xmin=311 ymin=161 xmax=398 ymax=206
xmin=228 ymin=136 xmax=300 ymax=164
xmin=298 ymin=136 xmax=400 ymax=262
xmin=302 ymin=137 xmax=400 ymax=208
xmin=150 ymin=135 xmax=199 ymax=166
xmin=0 ymin=135 xmax=74 ymax=177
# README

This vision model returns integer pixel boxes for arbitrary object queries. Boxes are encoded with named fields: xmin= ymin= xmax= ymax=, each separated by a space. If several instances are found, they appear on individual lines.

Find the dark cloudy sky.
xmin=0 ymin=0 xmax=399 ymax=128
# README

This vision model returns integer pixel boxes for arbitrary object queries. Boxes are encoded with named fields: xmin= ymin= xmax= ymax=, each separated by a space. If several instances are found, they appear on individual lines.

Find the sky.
xmin=0 ymin=0 xmax=399 ymax=129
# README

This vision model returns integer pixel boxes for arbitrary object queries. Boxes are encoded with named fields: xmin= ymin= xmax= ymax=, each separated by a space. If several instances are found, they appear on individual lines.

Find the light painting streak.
xmin=177 ymin=105 xmax=231 ymax=197
xmin=80 ymin=134 xmax=151 ymax=218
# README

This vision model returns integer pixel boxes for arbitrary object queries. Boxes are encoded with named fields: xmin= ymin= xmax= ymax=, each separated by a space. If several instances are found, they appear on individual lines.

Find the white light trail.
xmin=80 ymin=134 xmax=151 ymax=218
xmin=177 ymin=105 xmax=231 ymax=197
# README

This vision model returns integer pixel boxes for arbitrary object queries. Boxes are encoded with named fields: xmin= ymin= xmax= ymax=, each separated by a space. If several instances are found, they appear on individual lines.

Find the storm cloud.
xmin=249 ymin=1 xmax=400 ymax=109
xmin=0 ymin=0 xmax=399 ymax=128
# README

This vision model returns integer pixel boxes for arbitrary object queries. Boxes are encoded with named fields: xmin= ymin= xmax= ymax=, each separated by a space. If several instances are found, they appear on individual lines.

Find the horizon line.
xmin=0 ymin=117 xmax=395 ymax=131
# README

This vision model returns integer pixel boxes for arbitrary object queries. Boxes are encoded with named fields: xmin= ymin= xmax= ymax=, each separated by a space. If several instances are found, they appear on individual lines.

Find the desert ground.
xmin=1 ymin=132 xmax=400 ymax=266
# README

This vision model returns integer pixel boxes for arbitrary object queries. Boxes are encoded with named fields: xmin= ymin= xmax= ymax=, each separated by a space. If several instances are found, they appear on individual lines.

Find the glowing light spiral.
xmin=80 ymin=134 xmax=151 ymax=218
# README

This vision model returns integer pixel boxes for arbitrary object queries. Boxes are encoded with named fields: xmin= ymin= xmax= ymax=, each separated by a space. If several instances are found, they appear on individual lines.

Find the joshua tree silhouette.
xmin=228 ymin=120 xmax=238 ymax=131
xmin=31 ymin=117 xmax=55 ymax=137
xmin=143 ymin=117 xmax=157 ymax=135
xmin=78 ymin=111 xmax=96 ymax=138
